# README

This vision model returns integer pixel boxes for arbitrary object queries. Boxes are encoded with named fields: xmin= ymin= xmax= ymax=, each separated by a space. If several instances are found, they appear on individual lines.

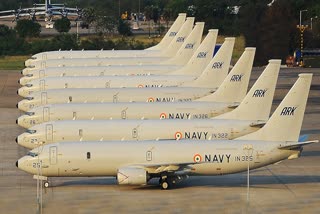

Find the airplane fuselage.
xmin=17 ymin=87 xmax=214 ymax=112
xmin=17 ymin=119 xmax=260 ymax=149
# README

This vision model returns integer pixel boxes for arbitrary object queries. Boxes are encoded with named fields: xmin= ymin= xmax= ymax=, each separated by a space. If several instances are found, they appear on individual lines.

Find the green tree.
xmin=255 ymin=0 xmax=296 ymax=65
xmin=117 ymin=18 xmax=132 ymax=36
xmin=54 ymin=17 xmax=71 ymax=33
xmin=0 ymin=24 xmax=26 ymax=55
xmin=51 ymin=33 xmax=78 ymax=50
xmin=81 ymin=7 xmax=96 ymax=29
xmin=15 ymin=19 xmax=41 ymax=38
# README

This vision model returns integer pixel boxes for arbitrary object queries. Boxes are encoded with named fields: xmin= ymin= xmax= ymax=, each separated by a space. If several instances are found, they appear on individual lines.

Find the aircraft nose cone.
xmin=16 ymin=161 xmax=18 ymax=168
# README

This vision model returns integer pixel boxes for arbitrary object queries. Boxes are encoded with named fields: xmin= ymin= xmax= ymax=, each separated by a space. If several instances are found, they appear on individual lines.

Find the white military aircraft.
xmin=18 ymin=32 xmax=228 ymax=97
xmin=0 ymin=0 xmax=80 ymax=22
xmin=20 ymin=28 xmax=217 ymax=86
xmin=16 ymin=74 xmax=317 ymax=189
xmin=16 ymin=58 xmax=279 ymax=149
xmin=18 ymin=58 xmax=279 ymax=129
xmin=25 ymin=13 xmax=187 ymax=66
xmin=25 ymin=17 xmax=198 ymax=70
xmin=17 ymin=47 xmax=256 ymax=112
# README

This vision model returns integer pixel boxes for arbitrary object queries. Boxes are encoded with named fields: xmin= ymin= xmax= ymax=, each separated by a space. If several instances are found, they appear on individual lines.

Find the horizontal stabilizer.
xmin=249 ymin=121 xmax=267 ymax=127
xmin=278 ymin=140 xmax=319 ymax=149
xmin=227 ymin=102 xmax=240 ymax=108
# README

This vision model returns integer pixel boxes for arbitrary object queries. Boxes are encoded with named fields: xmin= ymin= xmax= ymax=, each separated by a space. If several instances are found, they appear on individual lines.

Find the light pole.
xmin=311 ymin=16 xmax=318 ymax=30
xmin=300 ymin=10 xmax=308 ymax=26
xmin=243 ymin=144 xmax=253 ymax=212
xmin=297 ymin=10 xmax=308 ymax=67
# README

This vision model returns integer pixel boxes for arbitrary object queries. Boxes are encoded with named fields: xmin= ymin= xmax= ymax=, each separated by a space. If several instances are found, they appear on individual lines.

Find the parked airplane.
xmin=0 ymin=0 xmax=80 ymax=22
xmin=25 ymin=18 xmax=197 ymax=70
xmin=17 ymin=47 xmax=255 ymax=112
xmin=16 ymin=59 xmax=279 ymax=149
xmin=18 ymin=33 xmax=228 ymax=97
xmin=24 ymin=13 xmax=187 ymax=66
xmin=19 ymin=56 xmax=277 ymax=129
xmin=16 ymin=74 xmax=317 ymax=189
xmin=20 ymin=28 xmax=217 ymax=86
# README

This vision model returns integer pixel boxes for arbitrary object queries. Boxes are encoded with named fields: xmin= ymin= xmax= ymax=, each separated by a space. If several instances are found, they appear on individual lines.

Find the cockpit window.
xmin=26 ymin=97 xmax=34 ymax=100
xmin=25 ymin=84 xmax=33 ymax=87
xmin=25 ymin=112 xmax=35 ymax=116
xmin=27 ymin=152 xmax=38 ymax=157
xmin=26 ymin=129 xmax=36 ymax=134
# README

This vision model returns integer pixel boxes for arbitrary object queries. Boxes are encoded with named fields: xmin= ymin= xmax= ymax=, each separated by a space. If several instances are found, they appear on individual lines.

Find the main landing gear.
xmin=159 ymin=176 xmax=175 ymax=190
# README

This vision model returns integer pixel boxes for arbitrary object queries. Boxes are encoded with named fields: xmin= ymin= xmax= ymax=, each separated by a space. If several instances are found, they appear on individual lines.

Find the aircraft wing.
xmin=0 ymin=13 xmax=31 ymax=19
xmin=278 ymin=140 xmax=319 ymax=149
xmin=0 ymin=10 xmax=15 ymax=14
xmin=133 ymin=162 xmax=203 ymax=174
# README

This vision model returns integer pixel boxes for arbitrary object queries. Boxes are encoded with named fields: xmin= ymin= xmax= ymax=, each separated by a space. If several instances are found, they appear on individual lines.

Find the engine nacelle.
xmin=117 ymin=167 xmax=148 ymax=185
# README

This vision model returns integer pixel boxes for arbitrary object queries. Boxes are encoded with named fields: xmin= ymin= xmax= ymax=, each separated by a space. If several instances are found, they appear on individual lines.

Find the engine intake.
xmin=117 ymin=167 xmax=148 ymax=185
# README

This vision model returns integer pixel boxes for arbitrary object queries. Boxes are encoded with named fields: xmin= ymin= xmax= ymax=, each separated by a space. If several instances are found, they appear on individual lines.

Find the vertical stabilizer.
xmin=171 ymin=29 xmax=218 ymax=75
xmin=164 ymin=22 xmax=204 ymax=65
xmin=185 ymin=37 xmax=235 ymax=87
xmin=216 ymin=59 xmax=281 ymax=121
xmin=237 ymin=73 xmax=312 ymax=142
xmin=160 ymin=17 xmax=195 ymax=57
xmin=196 ymin=47 xmax=256 ymax=102
xmin=147 ymin=13 xmax=187 ymax=51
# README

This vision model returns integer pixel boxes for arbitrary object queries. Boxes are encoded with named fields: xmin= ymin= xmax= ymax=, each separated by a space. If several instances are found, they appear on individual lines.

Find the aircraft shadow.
xmin=56 ymin=173 xmax=320 ymax=190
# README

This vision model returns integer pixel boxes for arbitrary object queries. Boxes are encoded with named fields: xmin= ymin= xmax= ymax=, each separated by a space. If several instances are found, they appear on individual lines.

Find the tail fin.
xmin=164 ymin=22 xmax=204 ymax=65
xmin=183 ymin=37 xmax=235 ymax=87
xmin=196 ymin=47 xmax=256 ymax=101
xmin=161 ymin=17 xmax=195 ymax=57
xmin=171 ymin=29 xmax=218 ymax=75
xmin=216 ymin=59 xmax=281 ymax=121
xmin=237 ymin=73 xmax=312 ymax=142
xmin=147 ymin=13 xmax=186 ymax=51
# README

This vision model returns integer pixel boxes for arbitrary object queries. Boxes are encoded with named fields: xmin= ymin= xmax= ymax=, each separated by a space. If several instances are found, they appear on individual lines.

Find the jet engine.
xmin=117 ymin=167 xmax=148 ymax=185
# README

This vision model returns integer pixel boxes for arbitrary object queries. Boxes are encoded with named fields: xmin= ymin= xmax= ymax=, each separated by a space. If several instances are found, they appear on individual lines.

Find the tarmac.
xmin=0 ymin=68 xmax=319 ymax=213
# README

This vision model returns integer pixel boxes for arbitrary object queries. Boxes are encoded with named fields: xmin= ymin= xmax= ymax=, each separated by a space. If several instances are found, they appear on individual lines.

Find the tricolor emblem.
xmin=193 ymin=154 xmax=202 ymax=163
xmin=174 ymin=131 xmax=182 ymax=140
xmin=147 ymin=97 xmax=154 ymax=102
xmin=159 ymin=113 xmax=167 ymax=119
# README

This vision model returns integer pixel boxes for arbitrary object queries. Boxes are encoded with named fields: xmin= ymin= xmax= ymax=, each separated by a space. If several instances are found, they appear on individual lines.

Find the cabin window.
xmin=87 ymin=152 xmax=91 ymax=159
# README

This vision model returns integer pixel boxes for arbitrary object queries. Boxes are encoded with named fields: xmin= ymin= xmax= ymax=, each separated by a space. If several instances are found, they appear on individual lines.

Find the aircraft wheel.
xmin=44 ymin=181 xmax=49 ymax=188
xmin=161 ymin=180 xmax=170 ymax=190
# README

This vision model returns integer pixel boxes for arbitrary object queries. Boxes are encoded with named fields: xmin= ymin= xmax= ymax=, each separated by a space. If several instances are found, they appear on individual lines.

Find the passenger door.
xmin=39 ymin=70 xmax=45 ymax=78
xmin=41 ymin=92 xmax=47 ymax=105
xmin=39 ymin=80 xmax=45 ymax=91
xmin=46 ymin=124 xmax=53 ymax=142
xmin=43 ymin=107 xmax=50 ymax=122
xmin=49 ymin=146 xmax=57 ymax=165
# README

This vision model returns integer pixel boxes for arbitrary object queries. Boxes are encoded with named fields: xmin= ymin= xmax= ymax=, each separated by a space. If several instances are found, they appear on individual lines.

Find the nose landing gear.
xmin=44 ymin=181 xmax=50 ymax=188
